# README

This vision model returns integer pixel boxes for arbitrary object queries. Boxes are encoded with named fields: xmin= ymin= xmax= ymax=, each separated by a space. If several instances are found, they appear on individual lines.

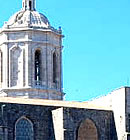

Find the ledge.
xmin=0 ymin=97 xmax=112 ymax=111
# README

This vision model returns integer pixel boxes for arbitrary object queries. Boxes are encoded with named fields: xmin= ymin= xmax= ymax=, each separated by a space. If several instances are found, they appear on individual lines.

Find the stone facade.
xmin=88 ymin=87 xmax=130 ymax=139
xmin=0 ymin=0 xmax=129 ymax=140
xmin=0 ymin=0 xmax=64 ymax=100
xmin=0 ymin=99 xmax=117 ymax=140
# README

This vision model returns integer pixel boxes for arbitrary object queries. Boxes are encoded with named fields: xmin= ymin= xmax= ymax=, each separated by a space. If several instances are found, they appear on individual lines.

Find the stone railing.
xmin=34 ymin=80 xmax=61 ymax=92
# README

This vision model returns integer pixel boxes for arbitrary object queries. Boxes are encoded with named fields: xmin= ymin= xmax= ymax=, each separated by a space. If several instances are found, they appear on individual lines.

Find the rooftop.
xmin=0 ymin=97 xmax=112 ymax=111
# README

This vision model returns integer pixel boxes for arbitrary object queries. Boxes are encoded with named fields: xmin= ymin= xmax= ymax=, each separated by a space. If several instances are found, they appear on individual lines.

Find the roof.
xmin=0 ymin=97 xmax=112 ymax=111
xmin=4 ymin=10 xmax=50 ymax=29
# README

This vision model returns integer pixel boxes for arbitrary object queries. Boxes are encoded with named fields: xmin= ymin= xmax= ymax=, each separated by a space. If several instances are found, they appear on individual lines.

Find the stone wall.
xmin=62 ymin=108 xmax=117 ymax=140
xmin=0 ymin=102 xmax=57 ymax=140
xmin=88 ymin=87 xmax=128 ymax=139
xmin=0 ymin=29 xmax=63 ymax=100
xmin=0 ymin=102 xmax=117 ymax=140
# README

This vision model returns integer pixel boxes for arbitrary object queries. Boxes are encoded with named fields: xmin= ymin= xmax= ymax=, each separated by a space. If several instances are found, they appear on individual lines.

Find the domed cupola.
xmin=3 ymin=0 xmax=51 ymax=29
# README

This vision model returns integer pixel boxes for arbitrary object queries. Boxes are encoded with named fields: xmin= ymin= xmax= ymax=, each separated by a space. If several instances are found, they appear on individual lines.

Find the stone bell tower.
xmin=0 ymin=0 xmax=64 ymax=100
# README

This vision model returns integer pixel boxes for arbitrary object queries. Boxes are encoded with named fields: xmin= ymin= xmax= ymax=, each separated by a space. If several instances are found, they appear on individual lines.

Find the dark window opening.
xmin=29 ymin=1 xmax=32 ymax=10
xmin=128 ymin=134 xmax=130 ymax=140
xmin=53 ymin=53 xmax=57 ymax=83
xmin=35 ymin=50 xmax=41 ymax=85
xmin=128 ymin=114 xmax=130 ymax=132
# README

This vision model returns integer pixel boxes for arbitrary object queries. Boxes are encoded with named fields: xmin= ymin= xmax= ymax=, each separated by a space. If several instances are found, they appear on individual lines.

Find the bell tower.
xmin=0 ymin=0 xmax=64 ymax=100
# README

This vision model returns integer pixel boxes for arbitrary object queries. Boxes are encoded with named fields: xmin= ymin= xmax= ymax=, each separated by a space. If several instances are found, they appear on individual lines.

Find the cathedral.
xmin=0 ymin=0 xmax=129 ymax=139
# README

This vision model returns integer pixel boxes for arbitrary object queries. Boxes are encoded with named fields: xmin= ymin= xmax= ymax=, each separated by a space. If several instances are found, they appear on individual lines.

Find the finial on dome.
xmin=22 ymin=0 xmax=36 ymax=11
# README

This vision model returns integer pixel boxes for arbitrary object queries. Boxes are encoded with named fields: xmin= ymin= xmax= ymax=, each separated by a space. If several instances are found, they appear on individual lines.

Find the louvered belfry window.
xmin=53 ymin=52 xmax=57 ymax=83
xmin=35 ymin=50 xmax=41 ymax=85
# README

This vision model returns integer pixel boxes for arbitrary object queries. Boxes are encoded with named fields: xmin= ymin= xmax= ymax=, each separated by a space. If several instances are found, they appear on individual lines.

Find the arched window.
xmin=15 ymin=117 xmax=34 ymax=140
xmin=77 ymin=119 xmax=98 ymax=140
xmin=10 ymin=46 xmax=23 ymax=87
xmin=53 ymin=52 xmax=57 ymax=83
xmin=35 ymin=50 xmax=41 ymax=85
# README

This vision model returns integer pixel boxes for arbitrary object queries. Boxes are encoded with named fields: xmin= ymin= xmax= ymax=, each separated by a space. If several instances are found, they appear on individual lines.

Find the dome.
xmin=4 ymin=10 xmax=50 ymax=29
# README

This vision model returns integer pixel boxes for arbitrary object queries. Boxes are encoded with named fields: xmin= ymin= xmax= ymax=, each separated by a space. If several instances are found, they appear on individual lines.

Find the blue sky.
xmin=1 ymin=0 xmax=130 ymax=101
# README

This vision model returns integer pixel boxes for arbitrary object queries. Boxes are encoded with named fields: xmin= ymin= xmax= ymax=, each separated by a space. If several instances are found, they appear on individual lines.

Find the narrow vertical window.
xmin=10 ymin=46 xmax=22 ymax=87
xmin=15 ymin=117 xmax=34 ymax=140
xmin=0 ymin=51 xmax=3 ymax=83
xmin=29 ymin=1 xmax=32 ymax=10
xmin=53 ymin=52 xmax=57 ymax=83
xmin=35 ymin=50 xmax=41 ymax=85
